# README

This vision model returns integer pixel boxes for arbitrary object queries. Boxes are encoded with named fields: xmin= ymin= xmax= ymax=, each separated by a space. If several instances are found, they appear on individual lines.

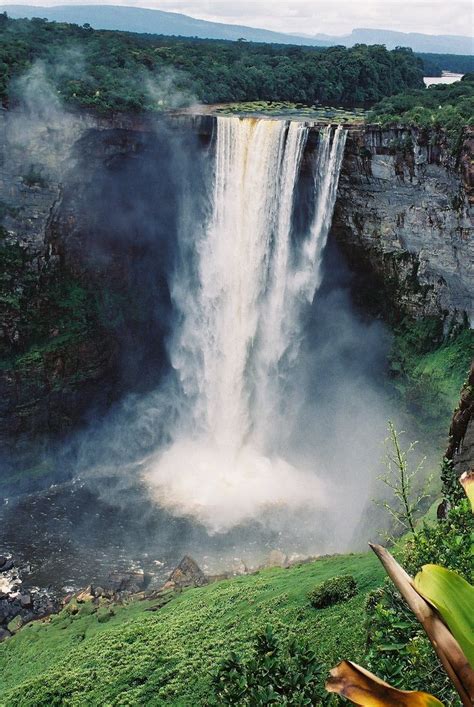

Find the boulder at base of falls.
xmin=0 ymin=554 xmax=60 ymax=640
xmin=162 ymin=556 xmax=208 ymax=590
xmin=105 ymin=569 xmax=146 ymax=594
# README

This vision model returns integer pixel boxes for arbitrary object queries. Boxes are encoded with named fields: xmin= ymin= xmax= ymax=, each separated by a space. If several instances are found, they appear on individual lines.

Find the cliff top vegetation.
xmin=0 ymin=13 xmax=426 ymax=112
xmin=368 ymin=72 xmax=474 ymax=144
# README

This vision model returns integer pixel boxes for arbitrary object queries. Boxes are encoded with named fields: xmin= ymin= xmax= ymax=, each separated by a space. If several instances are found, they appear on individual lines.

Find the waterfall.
xmin=145 ymin=117 xmax=347 ymax=531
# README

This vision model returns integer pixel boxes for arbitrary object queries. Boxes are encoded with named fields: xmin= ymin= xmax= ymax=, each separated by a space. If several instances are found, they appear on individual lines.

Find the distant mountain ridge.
xmin=1 ymin=4 xmax=473 ymax=55
xmin=313 ymin=28 xmax=473 ymax=55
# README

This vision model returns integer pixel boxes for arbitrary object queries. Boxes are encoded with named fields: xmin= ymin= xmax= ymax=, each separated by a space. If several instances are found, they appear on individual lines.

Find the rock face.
xmin=106 ymin=569 xmax=146 ymax=594
xmin=333 ymin=126 xmax=473 ymax=325
xmin=163 ymin=556 xmax=208 ymax=590
xmin=0 ymin=110 xmax=120 ymax=456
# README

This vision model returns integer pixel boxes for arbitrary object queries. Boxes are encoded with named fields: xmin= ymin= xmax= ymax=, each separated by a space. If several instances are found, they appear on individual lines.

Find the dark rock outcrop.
xmin=0 ymin=554 xmax=59 ymax=640
xmin=163 ymin=556 xmax=208 ymax=590
xmin=105 ymin=569 xmax=146 ymax=594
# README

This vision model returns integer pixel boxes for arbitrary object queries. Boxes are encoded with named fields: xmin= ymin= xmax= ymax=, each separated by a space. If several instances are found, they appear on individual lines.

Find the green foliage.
xmin=417 ymin=53 xmax=474 ymax=77
xmin=377 ymin=422 xmax=430 ymax=536
xmin=215 ymin=101 xmax=367 ymax=122
xmin=213 ymin=625 xmax=324 ymax=705
xmin=369 ymin=73 xmax=474 ymax=149
xmin=0 ymin=15 xmax=425 ymax=112
xmin=402 ymin=501 xmax=473 ymax=582
xmin=308 ymin=575 xmax=357 ymax=609
xmin=0 ymin=228 xmax=131 ymax=374
xmin=388 ymin=318 xmax=473 ymax=448
xmin=0 ymin=554 xmax=384 ymax=704
xmin=364 ymin=583 xmax=455 ymax=704
xmin=365 ymin=481 xmax=473 ymax=705
xmin=441 ymin=457 xmax=466 ymax=506
xmin=0 ymin=245 xmax=97 ymax=364
xmin=414 ymin=565 xmax=474 ymax=667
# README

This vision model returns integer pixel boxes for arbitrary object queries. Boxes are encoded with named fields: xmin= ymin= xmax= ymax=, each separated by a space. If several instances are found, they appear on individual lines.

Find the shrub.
xmin=401 ymin=500 xmax=473 ymax=581
xmin=308 ymin=575 xmax=357 ymax=609
xmin=212 ymin=625 xmax=324 ymax=705
xmin=363 ymin=436 xmax=473 ymax=705
xmin=364 ymin=582 xmax=454 ymax=703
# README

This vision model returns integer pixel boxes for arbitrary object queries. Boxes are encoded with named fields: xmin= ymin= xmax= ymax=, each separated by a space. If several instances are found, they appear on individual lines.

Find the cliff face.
xmin=333 ymin=126 xmax=473 ymax=326
xmin=0 ymin=111 xmax=119 ymax=450
xmin=0 ymin=113 xmax=472 ymax=453
xmin=0 ymin=112 xmax=210 ymax=455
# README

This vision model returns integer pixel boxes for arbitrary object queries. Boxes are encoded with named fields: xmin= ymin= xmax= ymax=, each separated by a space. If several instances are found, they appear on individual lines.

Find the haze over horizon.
xmin=1 ymin=0 xmax=472 ymax=37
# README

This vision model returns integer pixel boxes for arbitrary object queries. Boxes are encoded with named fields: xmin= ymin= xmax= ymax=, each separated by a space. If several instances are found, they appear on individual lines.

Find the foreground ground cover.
xmin=0 ymin=552 xmax=384 ymax=705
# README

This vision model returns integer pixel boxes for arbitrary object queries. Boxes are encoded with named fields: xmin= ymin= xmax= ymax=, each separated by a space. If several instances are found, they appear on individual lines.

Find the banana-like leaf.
xmin=326 ymin=660 xmax=443 ymax=706
xmin=460 ymin=470 xmax=474 ymax=511
xmin=414 ymin=565 xmax=474 ymax=669
xmin=370 ymin=543 xmax=474 ymax=706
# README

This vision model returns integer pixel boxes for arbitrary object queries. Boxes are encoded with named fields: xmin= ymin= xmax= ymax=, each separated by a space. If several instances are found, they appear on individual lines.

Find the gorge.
xmin=0 ymin=104 xmax=472 ymax=590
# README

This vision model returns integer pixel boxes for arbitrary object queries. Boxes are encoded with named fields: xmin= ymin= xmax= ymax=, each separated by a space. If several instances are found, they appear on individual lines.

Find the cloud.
xmin=162 ymin=0 xmax=473 ymax=36
xmin=23 ymin=0 xmax=472 ymax=36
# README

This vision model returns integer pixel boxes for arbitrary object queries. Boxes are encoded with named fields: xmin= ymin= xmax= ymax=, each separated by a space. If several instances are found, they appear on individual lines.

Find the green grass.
xmin=410 ymin=328 xmax=473 ymax=405
xmin=0 ymin=552 xmax=384 ymax=706
xmin=389 ymin=321 xmax=473 ymax=449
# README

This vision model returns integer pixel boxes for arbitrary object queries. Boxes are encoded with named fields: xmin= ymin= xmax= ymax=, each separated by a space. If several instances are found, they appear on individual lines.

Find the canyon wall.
xmin=0 ymin=112 xmax=472 ymax=459
xmin=332 ymin=125 xmax=473 ymax=326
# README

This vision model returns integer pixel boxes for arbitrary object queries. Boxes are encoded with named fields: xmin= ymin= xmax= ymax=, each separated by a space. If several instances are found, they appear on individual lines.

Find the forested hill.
xmin=0 ymin=15 xmax=425 ymax=113
xmin=418 ymin=53 xmax=474 ymax=76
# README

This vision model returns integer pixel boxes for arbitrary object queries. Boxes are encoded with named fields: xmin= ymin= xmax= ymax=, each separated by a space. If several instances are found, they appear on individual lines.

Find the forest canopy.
xmin=368 ymin=73 xmax=474 ymax=144
xmin=0 ymin=14 xmax=427 ymax=113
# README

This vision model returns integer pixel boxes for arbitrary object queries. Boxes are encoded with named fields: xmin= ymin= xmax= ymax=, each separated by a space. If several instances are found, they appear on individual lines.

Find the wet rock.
xmin=163 ymin=556 xmax=208 ymax=590
xmin=0 ymin=559 xmax=14 ymax=573
xmin=19 ymin=593 xmax=31 ymax=608
xmin=61 ymin=593 xmax=74 ymax=607
xmin=0 ymin=627 xmax=11 ymax=642
xmin=0 ymin=554 xmax=60 ymax=639
xmin=7 ymin=615 xmax=22 ymax=633
xmin=0 ymin=556 xmax=7 ymax=568
xmin=75 ymin=586 xmax=94 ymax=603
xmin=106 ymin=569 xmax=146 ymax=594
xmin=333 ymin=126 xmax=473 ymax=324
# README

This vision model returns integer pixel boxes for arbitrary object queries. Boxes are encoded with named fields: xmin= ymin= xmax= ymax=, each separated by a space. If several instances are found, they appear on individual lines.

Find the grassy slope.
xmin=389 ymin=325 xmax=473 ymax=450
xmin=0 ymin=553 xmax=384 ymax=705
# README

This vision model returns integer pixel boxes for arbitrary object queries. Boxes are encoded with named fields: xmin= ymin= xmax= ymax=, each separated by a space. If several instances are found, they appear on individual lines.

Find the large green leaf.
xmin=414 ymin=564 xmax=474 ymax=668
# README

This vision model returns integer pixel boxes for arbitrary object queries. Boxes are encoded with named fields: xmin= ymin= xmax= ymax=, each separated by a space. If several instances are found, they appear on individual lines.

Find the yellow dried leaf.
xmin=460 ymin=470 xmax=474 ymax=512
xmin=326 ymin=660 xmax=444 ymax=706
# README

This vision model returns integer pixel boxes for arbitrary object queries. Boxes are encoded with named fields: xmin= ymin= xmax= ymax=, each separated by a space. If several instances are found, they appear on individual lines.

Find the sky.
xmin=4 ymin=0 xmax=474 ymax=36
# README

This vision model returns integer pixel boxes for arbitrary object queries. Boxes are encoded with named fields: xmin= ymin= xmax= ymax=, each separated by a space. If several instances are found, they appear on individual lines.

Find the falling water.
xmin=145 ymin=117 xmax=347 ymax=531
